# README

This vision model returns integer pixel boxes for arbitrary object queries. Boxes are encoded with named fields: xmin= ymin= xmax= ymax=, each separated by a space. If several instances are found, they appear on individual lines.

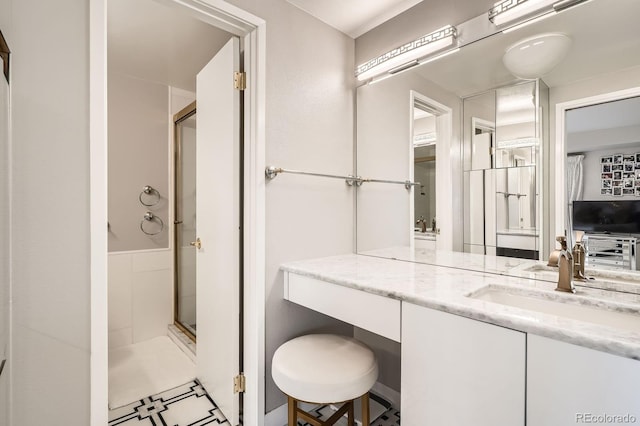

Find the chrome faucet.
xmin=416 ymin=216 xmax=427 ymax=233
xmin=572 ymin=230 xmax=586 ymax=280
xmin=556 ymin=236 xmax=576 ymax=293
xmin=572 ymin=240 xmax=586 ymax=280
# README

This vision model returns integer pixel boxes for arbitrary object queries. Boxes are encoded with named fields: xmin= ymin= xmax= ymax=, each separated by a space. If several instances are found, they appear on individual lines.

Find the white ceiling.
xmin=108 ymin=0 xmax=232 ymax=92
xmin=567 ymin=97 xmax=640 ymax=134
xmin=286 ymin=0 xmax=424 ymax=38
xmin=566 ymin=96 xmax=640 ymax=153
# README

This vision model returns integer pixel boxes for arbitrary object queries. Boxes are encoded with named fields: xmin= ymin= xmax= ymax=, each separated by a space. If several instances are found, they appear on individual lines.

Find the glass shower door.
xmin=174 ymin=102 xmax=197 ymax=340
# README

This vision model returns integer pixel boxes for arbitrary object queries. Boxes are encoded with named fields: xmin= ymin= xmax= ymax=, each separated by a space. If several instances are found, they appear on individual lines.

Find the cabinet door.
xmin=402 ymin=303 xmax=525 ymax=426
xmin=527 ymin=335 xmax=640 ymax=425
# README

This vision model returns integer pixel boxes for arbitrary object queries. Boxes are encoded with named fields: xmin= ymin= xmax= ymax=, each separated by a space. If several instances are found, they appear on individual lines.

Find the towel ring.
xmin=140 ymin=211 xmax=164 ymax=236
xmin=139 ymin=185 xmax=161 ymax=206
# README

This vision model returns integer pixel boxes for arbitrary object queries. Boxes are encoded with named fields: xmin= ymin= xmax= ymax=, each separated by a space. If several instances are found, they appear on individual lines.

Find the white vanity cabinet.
xmin=401 ymin=303 xmax=526 ymax=426
xmin=527 ymin=335 xmax=640 ymax=425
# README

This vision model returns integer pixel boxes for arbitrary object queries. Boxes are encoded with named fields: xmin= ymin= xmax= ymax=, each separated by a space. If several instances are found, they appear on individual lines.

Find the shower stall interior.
xmin=174 ymin=101 xmax=197 ymax=341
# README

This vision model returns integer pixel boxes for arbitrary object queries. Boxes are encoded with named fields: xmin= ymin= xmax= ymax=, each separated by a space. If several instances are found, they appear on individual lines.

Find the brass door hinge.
xmin=234 ymin=373 xmax=246 ymax=393
xmin=234 ymin=72 xmax=246 ymax=90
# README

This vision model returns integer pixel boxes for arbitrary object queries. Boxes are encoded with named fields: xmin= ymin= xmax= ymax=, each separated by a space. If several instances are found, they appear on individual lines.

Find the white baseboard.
xmin=264 ymin=403 xmax=288 ymax=426
xmin=263 ymin=382 xmax=400 ymax=426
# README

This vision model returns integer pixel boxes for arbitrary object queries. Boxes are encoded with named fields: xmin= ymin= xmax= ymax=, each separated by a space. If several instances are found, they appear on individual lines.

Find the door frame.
xmin=173 ymin=101 xmax=197 ymax=343
xmin=89 ymin=1 xmax=266 ymax=424
xmin=553 ymin=87 xmax=640 ymax=244
xmin=409 ymin=91 xmax=453 ymax=251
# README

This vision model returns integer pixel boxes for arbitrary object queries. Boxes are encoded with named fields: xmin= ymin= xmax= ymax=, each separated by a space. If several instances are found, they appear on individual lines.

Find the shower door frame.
xmin=173 ymin=101 xmax=197 ymax=342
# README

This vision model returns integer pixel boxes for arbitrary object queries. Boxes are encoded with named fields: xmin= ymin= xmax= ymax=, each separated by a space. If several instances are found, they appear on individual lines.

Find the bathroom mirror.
xmin=355 ymin=0 xmax=640 ymax=279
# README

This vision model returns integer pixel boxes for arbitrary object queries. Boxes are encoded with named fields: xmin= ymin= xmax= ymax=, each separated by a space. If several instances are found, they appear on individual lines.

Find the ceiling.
xmin=566 ymin=96 xmax=640 ymax=153
xmin=108 ymin=0 xmax=232 ymax=92
xmin=286 ymin=0 xmax=424 ymax=38
xmin=412 ymin=0 xmax=640 ymax=97
xmin=567 ymin=96 xmax=640 ymax=134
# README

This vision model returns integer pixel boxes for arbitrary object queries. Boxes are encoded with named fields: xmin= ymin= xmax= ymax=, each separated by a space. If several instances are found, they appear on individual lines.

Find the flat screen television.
xmin=572 ymin=200 xmax=640 ymax=233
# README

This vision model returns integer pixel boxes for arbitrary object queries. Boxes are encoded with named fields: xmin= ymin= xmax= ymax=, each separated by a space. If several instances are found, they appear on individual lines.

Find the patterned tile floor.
xmin=108 ymin=379 xmax=400 ymax=426
xmin=108 ymin=380 xmax=229 ymax=425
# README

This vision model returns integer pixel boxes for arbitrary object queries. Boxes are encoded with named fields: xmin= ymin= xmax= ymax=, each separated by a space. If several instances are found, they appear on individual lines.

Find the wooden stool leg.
xmin=361 ymin=392 xmax=370 ymax=426
xmin=288 ymin=395 xmax=297 ymax=426
xmin=347 ymin=400 xmax=355 ymax=426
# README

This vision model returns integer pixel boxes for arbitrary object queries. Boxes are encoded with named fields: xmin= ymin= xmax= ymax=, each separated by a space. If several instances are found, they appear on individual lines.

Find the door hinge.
xmin=234 ymin=373 xmax=246 ymax=393
xmin=234 ymin=71 xmax=246 ymax=90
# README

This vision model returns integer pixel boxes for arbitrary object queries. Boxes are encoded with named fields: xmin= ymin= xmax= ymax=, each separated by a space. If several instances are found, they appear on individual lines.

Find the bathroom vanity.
xmin=281 ymin=251 xmax=640 ymax=425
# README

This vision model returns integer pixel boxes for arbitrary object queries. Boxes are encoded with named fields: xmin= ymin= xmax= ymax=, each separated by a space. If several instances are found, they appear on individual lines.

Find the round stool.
xmin=272 ymin=334 xmax=379 ymax=426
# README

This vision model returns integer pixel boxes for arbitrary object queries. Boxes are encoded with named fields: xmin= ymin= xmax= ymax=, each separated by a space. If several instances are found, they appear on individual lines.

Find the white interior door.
xmin=195 ymin=37 xmax=241 ymax=425
xmin=0 ymin=65 xmax=8 ymax=390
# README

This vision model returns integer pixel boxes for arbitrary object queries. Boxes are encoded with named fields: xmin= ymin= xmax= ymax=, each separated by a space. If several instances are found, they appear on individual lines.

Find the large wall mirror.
xmin=356 ymin=0 xmax=640 ymax=277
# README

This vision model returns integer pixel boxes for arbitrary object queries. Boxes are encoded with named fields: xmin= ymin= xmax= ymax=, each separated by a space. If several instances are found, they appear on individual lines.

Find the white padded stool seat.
xmin=272 ymin=334 xmax=378 ymax=404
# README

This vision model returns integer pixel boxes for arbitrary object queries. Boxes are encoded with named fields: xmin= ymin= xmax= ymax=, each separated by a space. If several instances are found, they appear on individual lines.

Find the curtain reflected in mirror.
xmin=174 ymin=103 xmax=197 ymax=341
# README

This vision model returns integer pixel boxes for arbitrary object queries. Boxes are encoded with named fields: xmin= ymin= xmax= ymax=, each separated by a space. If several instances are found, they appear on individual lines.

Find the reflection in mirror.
xmin=463 ymin=80 xmax=546 ymax=260
xmin=566 ymin=96 xmax=640 ymax=272
xmin=413 ymin=102 xmax=437 ymax=250
xmin=355 ymin=0 xmax=640 ymax=282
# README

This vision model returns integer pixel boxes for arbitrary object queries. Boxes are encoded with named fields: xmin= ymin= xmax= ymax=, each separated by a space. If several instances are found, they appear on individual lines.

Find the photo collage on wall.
xmin=601 ymin=154 xmax=640 ymax=196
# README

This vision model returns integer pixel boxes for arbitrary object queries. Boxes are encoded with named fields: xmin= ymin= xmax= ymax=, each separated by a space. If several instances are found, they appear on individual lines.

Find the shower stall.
xmin=173 ymin=101 xmax=197 ymax=340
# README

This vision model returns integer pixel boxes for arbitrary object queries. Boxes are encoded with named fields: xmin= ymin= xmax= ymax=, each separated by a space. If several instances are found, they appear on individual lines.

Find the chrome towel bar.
xmin=265 ymin=166 xmax=361 ymax=186
xmin=265 ymin=166 xmax=420 ymax=189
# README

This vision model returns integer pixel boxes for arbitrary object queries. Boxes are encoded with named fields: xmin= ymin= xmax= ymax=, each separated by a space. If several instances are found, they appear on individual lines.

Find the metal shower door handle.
xmin=190 ymin=237 xmax=202 ymax=249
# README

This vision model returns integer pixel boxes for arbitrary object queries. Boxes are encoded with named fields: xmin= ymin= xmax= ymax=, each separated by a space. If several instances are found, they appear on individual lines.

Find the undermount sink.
xmin=469 ymin=285 xmax=640 ymax=333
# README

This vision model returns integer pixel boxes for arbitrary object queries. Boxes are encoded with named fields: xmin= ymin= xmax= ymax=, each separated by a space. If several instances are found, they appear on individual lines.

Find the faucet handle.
xmin=556 ymin=235 xmax=568 ymax=250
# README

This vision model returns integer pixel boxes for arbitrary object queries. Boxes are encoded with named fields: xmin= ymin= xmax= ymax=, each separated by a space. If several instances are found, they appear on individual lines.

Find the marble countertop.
xmin=281 ymin=251 xmax=640 ymax=360
xmin=360 ymin=246 xmax=640 ymax=294
xmin=413 ymin=231 xmax=436 ymax=240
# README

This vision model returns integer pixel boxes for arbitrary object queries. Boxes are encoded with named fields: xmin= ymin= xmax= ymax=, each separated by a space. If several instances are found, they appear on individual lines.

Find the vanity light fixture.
xmin=356 ymin=25 xmax=457 ymax=82
xmin=367 ymin=48 xmax=460 ymax=86
xmin=496 ymin=137 xmax=539 ymax=149
xmin=491 ymin=0 xmax=591 ymax=30
xmin=489 ymin=0 xmax=556 ymax=26
xmin=414 ymin=132 xmax=437 ymax=146
xmin=501 ymin=13 xmax=554 ymax=34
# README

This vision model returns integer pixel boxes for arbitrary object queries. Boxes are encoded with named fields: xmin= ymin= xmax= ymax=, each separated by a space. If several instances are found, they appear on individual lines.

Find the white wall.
xmin=108 ymin=250 xmax=172 ymax=349
xmin=549 ymin=65 xmax=640 ymax=250
xmin=108 ymin=71 xmax=170 ymax=251
xmin=9 ymin=1 xmax=91 ymax=424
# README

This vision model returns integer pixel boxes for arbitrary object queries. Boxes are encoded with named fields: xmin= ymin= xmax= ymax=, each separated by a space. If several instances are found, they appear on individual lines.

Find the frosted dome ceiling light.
xmin=503 ymin=32 xmax=572 ymax=79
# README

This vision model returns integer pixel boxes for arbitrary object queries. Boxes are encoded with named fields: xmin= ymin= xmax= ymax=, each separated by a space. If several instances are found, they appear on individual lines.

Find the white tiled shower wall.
xmin=108 ymin=250 xmax=173 ymax=349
